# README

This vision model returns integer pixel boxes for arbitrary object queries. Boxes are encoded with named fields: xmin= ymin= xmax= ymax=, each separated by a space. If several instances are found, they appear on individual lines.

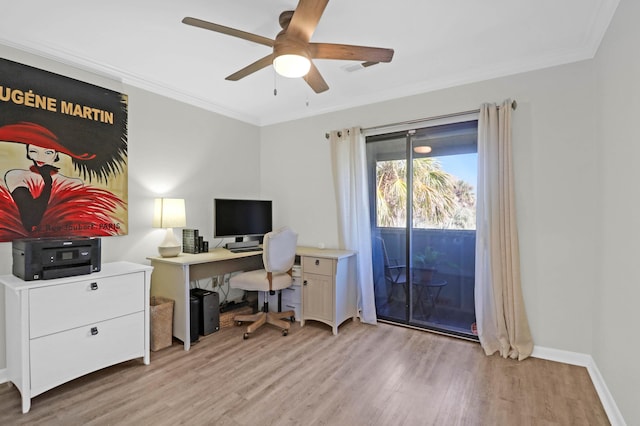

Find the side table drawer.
xmin=302 ymin=257 xmax=333 ymax=276
xmin=30 ymin=272 xmax=145 ymax=338
xmin=30 ymin=311 xmax=144 ymax=396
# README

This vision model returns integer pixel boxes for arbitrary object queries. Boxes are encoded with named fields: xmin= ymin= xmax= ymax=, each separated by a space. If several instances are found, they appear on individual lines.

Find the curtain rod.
xmin=324 ymin=99 xmax=517 ymax=139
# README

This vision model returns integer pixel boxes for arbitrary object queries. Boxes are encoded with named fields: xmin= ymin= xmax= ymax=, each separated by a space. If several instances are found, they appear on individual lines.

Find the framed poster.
xmin=0 ymin=58 xmax=128 ymax=242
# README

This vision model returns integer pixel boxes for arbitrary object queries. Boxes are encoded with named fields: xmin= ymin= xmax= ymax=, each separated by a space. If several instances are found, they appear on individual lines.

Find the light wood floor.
xmin=0 ymin=319 xmax=609 ymax=425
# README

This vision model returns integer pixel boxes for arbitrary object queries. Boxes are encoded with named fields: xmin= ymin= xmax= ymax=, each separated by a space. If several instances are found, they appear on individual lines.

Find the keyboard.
xmin=229 ymin=247 xmax=262 ymax=253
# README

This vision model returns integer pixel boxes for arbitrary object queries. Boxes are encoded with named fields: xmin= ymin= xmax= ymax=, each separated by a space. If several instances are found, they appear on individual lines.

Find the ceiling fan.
xmin=182 ymin=0 xmax=394 ymax=93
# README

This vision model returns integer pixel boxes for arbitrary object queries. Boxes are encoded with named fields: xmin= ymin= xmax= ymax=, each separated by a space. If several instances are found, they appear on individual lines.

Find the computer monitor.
xmin=214 ymin=198 xmax=272 ymax=249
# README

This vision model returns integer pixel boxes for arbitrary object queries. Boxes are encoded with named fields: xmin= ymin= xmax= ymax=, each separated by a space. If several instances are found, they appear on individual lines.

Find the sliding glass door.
xmin=368 ymin=119 xmax=478 ymax=338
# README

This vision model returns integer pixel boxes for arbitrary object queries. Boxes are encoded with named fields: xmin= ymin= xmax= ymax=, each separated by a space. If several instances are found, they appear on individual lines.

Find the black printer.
xmin=12 ymin=237 xmax=101 ymax=281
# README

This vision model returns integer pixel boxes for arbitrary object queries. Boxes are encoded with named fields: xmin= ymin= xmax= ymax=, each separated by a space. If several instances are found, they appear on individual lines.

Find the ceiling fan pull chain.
xmin=273 ymin=70 xmax=278 ymax=96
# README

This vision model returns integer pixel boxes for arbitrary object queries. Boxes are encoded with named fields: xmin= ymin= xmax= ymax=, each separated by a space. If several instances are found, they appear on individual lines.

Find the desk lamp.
xmin=153 ymin=198 xmax=186 ymax=257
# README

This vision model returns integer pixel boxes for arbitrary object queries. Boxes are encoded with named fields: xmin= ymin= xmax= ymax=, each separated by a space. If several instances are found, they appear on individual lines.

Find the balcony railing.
xmin=374 ymin=227 xmax=477 ymax=337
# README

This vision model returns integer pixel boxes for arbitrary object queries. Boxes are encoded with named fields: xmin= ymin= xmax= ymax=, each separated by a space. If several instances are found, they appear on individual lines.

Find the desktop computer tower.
xmin=190 ymin=288 xmax=220 ymax=335
xmin=189 ymin=295 xmax=200 ymax=343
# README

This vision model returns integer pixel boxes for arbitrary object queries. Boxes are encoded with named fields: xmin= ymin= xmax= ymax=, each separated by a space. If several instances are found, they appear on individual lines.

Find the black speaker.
xmin=190 ymin=288 xmax=220 ymax=335
xmin=189 ymin=295 xmax=200 ymax=343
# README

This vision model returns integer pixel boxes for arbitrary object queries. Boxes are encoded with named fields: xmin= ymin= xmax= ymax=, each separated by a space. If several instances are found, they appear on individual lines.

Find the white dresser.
xmin=0 ymin=261 xmax=153 ymax=414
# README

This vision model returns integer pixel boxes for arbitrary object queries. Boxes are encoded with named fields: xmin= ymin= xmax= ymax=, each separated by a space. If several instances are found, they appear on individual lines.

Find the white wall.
xmin=595 ymin=0 xmax=640 ymax=423
xmin=261 ymin=61 xmax=600 ymax=355
xmin=0 ymin=45 xmax=261 ymax=370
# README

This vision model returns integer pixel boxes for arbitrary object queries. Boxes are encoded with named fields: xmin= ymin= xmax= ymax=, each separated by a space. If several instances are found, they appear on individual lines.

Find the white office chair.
xmin=229 ymin=226 xmax=298 ymax=339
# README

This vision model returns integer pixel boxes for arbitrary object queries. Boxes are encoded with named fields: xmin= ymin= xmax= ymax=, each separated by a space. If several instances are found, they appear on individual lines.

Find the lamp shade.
xmin=153 ymin=198 xmax=186 ymax=257
xmin=153 ymin=198 xmax=186 ymax=229
xmin=273 ymin=54 xmax=311 ymax=78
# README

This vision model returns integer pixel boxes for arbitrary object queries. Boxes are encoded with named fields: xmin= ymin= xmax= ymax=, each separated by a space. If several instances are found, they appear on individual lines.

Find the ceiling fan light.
xmin=273 ymin=54 xmax=311 ymax=78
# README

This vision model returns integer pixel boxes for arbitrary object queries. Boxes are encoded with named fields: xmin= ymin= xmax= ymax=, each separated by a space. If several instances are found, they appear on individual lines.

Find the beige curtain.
xmin=475 ymin=99 xmax=533 ymax=360
xmin=329 ymin=127 xmax=377 ymax=324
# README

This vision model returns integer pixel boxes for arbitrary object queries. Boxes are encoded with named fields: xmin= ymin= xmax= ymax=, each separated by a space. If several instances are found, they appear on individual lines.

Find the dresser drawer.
xmin=30 ymin=311 xmax=144 ymax=396
xmin=30 ymin=272 xmax=145 ymax=338
xmin=302 ymin=257 xmax=333 ymax=276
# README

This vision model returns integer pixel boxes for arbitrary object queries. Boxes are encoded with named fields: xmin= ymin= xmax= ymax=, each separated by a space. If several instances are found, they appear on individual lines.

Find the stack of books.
xmin=182 ymin=229 xmax=209 ymax=254
xmin=182 ymin=229 xmax=200 ymax=254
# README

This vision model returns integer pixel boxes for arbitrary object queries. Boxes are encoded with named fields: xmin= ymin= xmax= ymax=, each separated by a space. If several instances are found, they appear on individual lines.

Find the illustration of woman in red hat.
xmin=0 ymin=121 xmax=125 ymax=240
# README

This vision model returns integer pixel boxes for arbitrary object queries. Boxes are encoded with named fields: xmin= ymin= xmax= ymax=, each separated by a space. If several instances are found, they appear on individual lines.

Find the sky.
xmin=436 ymin=153 xmax=477 ymax=190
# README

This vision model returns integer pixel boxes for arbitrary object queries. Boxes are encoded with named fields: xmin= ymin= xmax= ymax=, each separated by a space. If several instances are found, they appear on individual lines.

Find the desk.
xmin=148 ymin=249 xmax=263 ymax=350
xmin=148 ymin=246 xmax=357 ymax=349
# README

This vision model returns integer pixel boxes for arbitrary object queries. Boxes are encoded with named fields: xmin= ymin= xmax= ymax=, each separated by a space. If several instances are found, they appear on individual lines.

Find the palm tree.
xmin=376 ymin=160 xmax=407 ymax=227
xmin=446 ymin=179 xmax=476 ymax=229
xmin=411 ymin=158 xmax=456 ymax=227
xmin=376 ymin=157 xmax=460 ymax=228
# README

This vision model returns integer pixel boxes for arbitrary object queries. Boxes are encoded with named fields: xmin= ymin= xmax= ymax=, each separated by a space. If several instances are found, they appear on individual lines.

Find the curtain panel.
xmin=329 ymin=127 xmax=377 ymax=324
xmin=475 ymin=99 xmax=533 ymax=360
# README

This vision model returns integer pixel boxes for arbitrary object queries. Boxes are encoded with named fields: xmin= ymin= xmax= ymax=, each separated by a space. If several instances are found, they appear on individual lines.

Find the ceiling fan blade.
xmin=226 ymin=54 xmax=274 ymax=81
xmin=309 ymin=43 xmax=394 ymax=63
xmin=303 ymin=61 xmax=329 ymax=93
xmin=182 ymin=17 xmax=274 ymax=48
xmin=287 ymin=0 xmax=329 ymax=42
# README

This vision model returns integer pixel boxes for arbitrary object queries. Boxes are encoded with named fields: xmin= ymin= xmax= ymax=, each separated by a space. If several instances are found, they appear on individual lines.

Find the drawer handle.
xmin=90 ymin=282 xmax=99 ymax=291
xmin=315 ymin=259 xmax=320 ymax=266
xmin=285 ymin=304 xmax=296 ymax=309
xmin=90 ymin=327 xmax=99 ymax=336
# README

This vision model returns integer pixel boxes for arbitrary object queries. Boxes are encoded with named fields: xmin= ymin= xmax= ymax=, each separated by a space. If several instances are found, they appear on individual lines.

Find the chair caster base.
xmin=282 ymin=329 xmax=288 ymax=336
xmin=243 ymin=333 xmax=249 ymax=340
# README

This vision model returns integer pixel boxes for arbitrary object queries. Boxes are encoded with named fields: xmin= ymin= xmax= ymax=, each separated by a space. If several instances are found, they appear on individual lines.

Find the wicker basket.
xmin=150 ymin=296 xmax=174 ymax=351
xmin=219 ymin=305 xmax=253 ymax=328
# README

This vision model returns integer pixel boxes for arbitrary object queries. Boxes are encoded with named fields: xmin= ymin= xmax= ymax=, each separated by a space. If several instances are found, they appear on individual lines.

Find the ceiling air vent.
xmin=342 ymin=61 xmax=378 ymax=73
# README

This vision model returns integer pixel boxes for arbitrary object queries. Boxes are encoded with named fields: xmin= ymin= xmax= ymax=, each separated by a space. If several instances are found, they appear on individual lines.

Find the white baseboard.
xmin=0 ymin=368 xmax=7 ymax=384
xmin=532 ymin=346 xmax=626 ymax=426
